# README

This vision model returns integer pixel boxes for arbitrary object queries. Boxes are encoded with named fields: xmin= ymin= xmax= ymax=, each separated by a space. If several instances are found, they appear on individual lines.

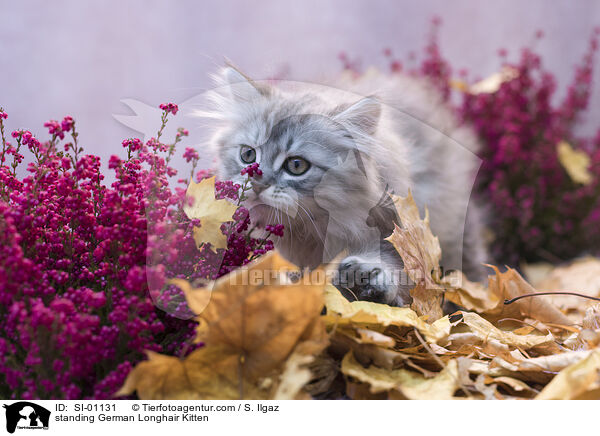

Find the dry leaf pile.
xmin=119 ymin=185 xmax=600 ymax=400
xmin=118 ymin=252 xmax=328 ymax=400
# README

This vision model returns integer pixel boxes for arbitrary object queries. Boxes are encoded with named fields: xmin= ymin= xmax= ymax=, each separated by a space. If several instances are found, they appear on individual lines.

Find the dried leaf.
xmin=443 ymin=270 xmax=500 ymax=312
xmin=323 ymin=284 xmax=450 ymax=343
xmin=273 ymin=350 xmax=315 ymax=400
xmin=118 ymin=251 xmax=328 ymax=399
xmin=385 ymin=191 xmax=443 ymax=321
xmin=557 ymin=140 xmax=593 ymax=185
xmin=196 ymin=254 xmax=326 ymax=373
xmin=583 ymin=305 xmax=600 ymax=330
xmin=332 ymin=330 xmax=414 ymax=370
xmin=115 ymin=345 xmax=256 ymax=400
xmin=446 ymin=311 xmax=556 ymax=350
xmin=490 ymin=376 xmax=537 ymax=396
xmin=183 ymin=176 xmax=239 ymax=250
xmin=536 ymin=350 xmax=600 ymax=399
xmin=355 ymin=328 xmax=396 ymax=348
xmin=517 ymin=349 xmax=594 ymax=372
xmin=469 ymin=66 xmax=519 ymax=94
xmin=409 ymin=285 xmax=444 ymax=324
xmin=530 ymin=257 xmax=600 ymax=322
xmin=486 ymin=266 xmax=572 ymax=325
xmin=342 ymin=352 xmax=461 ymax=399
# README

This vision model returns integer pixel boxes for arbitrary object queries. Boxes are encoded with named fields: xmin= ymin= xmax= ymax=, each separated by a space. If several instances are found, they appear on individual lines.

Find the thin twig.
xmin=504 ymin=291 xmax=600 ymax=305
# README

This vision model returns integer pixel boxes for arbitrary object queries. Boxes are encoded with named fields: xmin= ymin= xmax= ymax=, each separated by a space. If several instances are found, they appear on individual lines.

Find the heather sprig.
xmin=0 ymin=103 xmax=283 ymax=400
xmin=458 ymin=28 xmax=600 ymax=263
xmin=343 ymin=18 xmax=600 ymax=265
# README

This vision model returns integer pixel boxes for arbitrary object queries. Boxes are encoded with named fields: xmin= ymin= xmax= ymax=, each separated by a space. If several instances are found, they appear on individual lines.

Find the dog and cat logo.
xmin=2 ymin=402 xmax=50 ymax=433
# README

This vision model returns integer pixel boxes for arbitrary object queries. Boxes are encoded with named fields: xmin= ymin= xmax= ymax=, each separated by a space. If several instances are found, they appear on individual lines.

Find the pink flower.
xmin=61 ymin=116 xmax=74 ymax=132
xmin=240 ymin=162 xmax=262 ymax=177
xmin=121 ymin=138 xmax=142 ymax=152
xmin=43 ymin=120 xmax=65 ymax=140
xmin=265 ymin=224 xmax=284 ymax=237
xmin=183 ymin=147 xmax=199 ymax=163
xmin=176 ymin=127 xmax=189 ymax=138
xmin=159 ymin=102 xmax=179 ymax=115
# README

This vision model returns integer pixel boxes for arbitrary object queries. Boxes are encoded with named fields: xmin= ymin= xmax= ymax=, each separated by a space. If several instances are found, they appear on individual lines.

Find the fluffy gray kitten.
xmin=204 ymin=65 xmax=487 ymax=306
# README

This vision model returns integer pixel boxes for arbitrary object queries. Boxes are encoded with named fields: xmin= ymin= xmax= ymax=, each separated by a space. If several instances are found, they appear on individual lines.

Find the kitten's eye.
xmin=284 ymin=156 xmax=310 ymax=175
xmin=240 ymin=145 xmax=256 ymax=163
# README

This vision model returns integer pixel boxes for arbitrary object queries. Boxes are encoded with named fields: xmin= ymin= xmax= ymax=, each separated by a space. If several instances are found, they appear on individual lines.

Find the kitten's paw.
xmin=335 ymin=255 xmax=400 ymax=305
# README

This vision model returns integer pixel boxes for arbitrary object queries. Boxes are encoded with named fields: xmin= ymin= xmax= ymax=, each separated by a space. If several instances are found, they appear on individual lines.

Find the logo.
xmin=2 ymin=402 xmax=50 ymax=433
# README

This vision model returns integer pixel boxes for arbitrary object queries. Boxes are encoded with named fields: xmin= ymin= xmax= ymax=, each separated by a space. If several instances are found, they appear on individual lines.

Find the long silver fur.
xmin=201 ymin=65 xmax=487 ymax=306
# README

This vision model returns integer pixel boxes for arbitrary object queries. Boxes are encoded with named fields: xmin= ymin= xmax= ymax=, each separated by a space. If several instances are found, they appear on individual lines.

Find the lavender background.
xmin=1 ymin=0 xmax=599 ymax=173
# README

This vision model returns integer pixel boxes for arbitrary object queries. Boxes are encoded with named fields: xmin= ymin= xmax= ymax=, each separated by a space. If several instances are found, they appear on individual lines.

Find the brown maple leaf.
xmin=117 ymin=251 xmax=328 ymax=399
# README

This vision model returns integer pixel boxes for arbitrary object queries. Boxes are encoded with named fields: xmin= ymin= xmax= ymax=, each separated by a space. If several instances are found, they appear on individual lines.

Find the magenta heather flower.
xmin=176 ymin=127 xmax=189 ymax=138
xmin=43 ymin=119 xmax=65 ymax=140
xmin=183 ymin=147 xmax=199 ymax=163
xmin=266 ymin=223 xmax=284 ymax=237
xmin=159 ymin=102 xmax=178 ymax=115
xmin=0 ymin=105 xmax=285 ymax=399
xmin=0 ymin=110 xmax=7 ymax=120
xmin=409 ymin=22 xmax=600 ymax=264
xmin=121 ymin=138 xmax=142 ymax=152
xmin=341 ymin=20 xmax=600 ymax=265
xmin=240 ymin=162 xmax=262 ymax=177
xmin=458 ymin=32 xmax=600 ymax=263
xmin=215 ymin=180 xmax=240 ymax=200
xmin=61 ymin=116 xmax=74 ymax=132
xmin=0 ymin=113 xmax=200 ymax=399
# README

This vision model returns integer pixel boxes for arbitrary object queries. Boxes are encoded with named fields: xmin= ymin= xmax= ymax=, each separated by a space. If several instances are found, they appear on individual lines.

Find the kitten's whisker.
xmin=294 ymin=200 xmax=325 ymax=247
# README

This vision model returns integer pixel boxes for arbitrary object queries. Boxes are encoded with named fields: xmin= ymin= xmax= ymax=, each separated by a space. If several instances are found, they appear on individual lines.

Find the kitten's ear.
xmin=333 ymin=97 xmax=381 ymax=135
xmin=220 ymin=66 xmax=267 ymax=103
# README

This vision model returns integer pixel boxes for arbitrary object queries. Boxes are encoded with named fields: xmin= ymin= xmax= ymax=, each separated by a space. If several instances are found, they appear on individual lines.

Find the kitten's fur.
xmin=203 ymin=65 xmax=487 ymax=306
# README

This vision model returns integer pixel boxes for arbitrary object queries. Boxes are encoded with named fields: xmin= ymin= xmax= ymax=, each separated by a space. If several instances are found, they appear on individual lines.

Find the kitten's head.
xmin=204 ymin=66 xmax=384 ymax=237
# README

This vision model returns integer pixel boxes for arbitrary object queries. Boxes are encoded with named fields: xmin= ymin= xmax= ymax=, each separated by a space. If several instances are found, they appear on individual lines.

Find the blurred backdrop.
xmin=1 ymin=0 xmax=599 ymax=172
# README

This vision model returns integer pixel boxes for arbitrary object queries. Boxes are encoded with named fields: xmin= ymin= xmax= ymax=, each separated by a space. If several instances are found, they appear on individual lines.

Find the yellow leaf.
xmin=487 ymin=376 xmax=537 ymax=396
xmin=516 ymin=349 xmax=594 ymax=372
xmin=385 ymin=191 xmax=444 ymax=321
xmin=469 ymin=66 xmax=519 ymax=94
xmin=273 ymin=347 xmax=316 ymax=400
xmin=355 ymin=328 xmax=396 ymax=348
xmin=443 ymin=270 xmax=501 ymax=313
xmin=536 ymin=350 xmax=600 ymax=399
xmin=332 ymin=329 xmax=416 ymax=371
xmin=446 ymin=311 xmax=556 ymax=350
xmin=557 ymin=140 xmax=593 ymax=185
xmin=449 ymin=79 xmax=469 ymax=92
xmin=183 ymin=176 xmax=239 ymax=250
xmin=323 ymin=284 xmax=450 ymax=343
xmin=341 ymin=352 xmax=461 ymax=399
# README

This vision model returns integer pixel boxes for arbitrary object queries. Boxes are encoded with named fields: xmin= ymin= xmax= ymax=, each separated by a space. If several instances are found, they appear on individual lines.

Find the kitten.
xmin=203 ymin=65 xmax=487 ymax=306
